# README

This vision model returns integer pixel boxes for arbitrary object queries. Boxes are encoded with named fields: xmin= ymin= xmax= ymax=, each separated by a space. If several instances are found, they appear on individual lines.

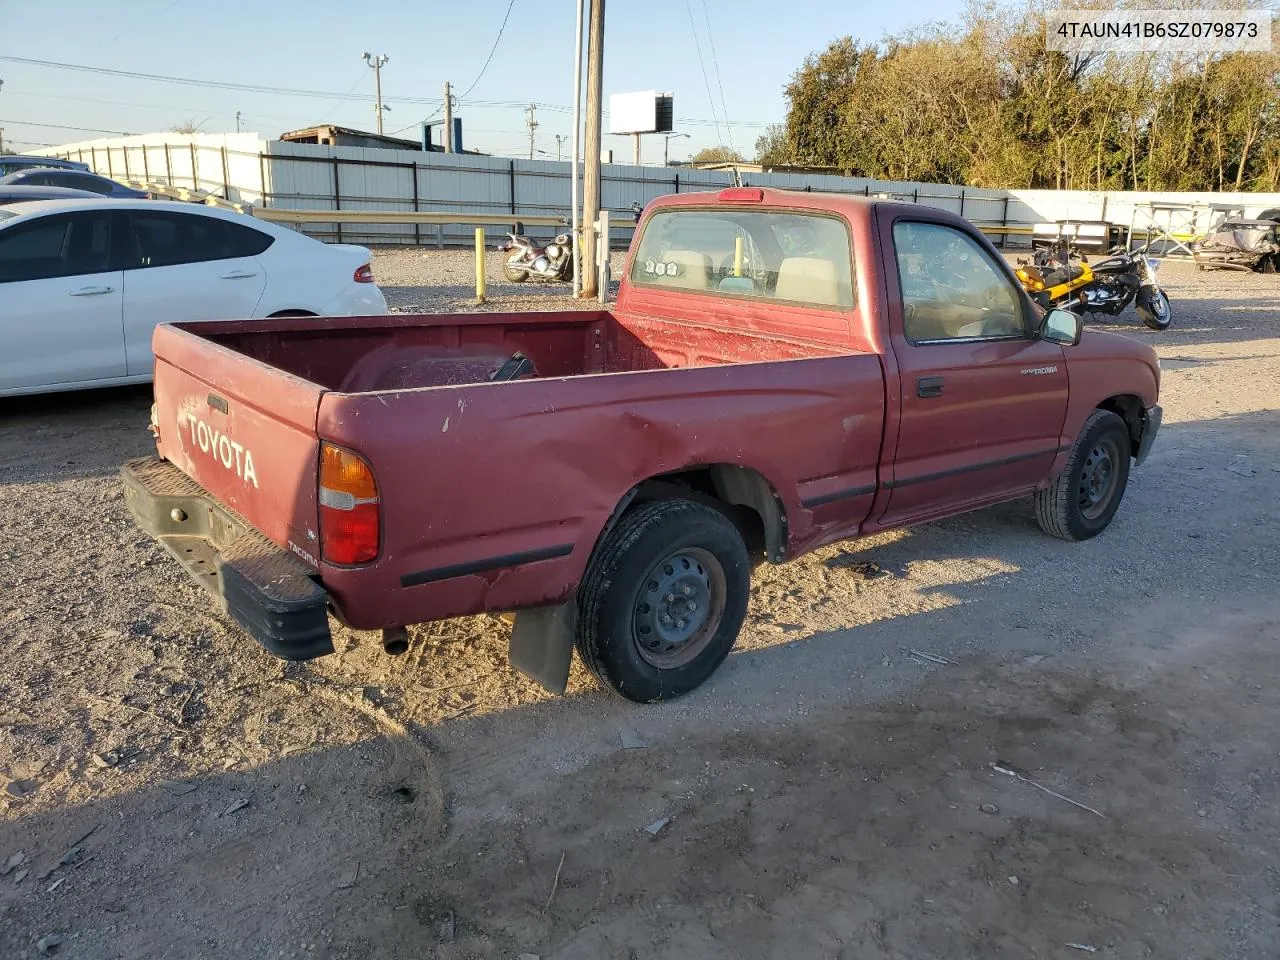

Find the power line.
xmin=319 ymin=68 xmax=369 ymax=122
xmin=0 ymin=118 xmax=128 ymax=135
xmin=6 ymin=89 xmax=299 ymax=125
xmin=0 ymin=55 xmax=412 ymax=103
xmin=0 ymin=55 xmax=778 ymax=131
xmin=684 ymin=0 xmax=723 ymax=145
xmin=700 ymin=0 xmax=735 ymax=151
xmin=457 ymin=0 xmax=517 ymax=100
xmin=392 ymin=0 xmax=517 ymax=137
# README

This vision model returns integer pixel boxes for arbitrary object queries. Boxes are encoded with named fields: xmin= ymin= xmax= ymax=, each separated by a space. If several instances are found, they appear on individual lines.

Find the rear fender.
xmin=507 ymin=464 xmax=786 ymax=695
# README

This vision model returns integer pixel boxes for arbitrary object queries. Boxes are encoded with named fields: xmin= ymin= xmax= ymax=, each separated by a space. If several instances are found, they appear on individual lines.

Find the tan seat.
xmin=775 ymin=257 xmax=840 ymax=305
xmin=655 ymin=250 xmax=711 ymax=290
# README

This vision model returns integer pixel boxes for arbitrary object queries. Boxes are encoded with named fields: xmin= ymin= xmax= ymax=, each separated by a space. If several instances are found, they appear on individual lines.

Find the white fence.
xmin=45 ymin=133 xmax=1280 ymax=250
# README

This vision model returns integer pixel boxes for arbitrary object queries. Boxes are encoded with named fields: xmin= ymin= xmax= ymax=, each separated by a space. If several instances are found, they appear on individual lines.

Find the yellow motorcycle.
xmin=1016 ymin=236 xmax=1171 ymax=331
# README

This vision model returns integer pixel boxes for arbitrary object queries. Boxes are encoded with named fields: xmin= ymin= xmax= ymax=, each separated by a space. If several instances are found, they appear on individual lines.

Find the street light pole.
xmin=663 ymin=132 xmax=690 ymax=166
xmin=362 ymin=52 xmax=390 ymax=135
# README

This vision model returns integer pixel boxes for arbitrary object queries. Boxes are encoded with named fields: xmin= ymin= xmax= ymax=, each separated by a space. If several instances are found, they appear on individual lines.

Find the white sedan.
xmin=0 ymin=199 xmax=389 ymax=396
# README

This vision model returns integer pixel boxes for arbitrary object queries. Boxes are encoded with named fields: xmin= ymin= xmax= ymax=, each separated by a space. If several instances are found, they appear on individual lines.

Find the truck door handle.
xmin=219 ymin=270 xmax=258 ymax=279
xmin=69 ymin=285 xmax=114 ymax=296
xmin=916 ymin=376 xmax=945 ymax=398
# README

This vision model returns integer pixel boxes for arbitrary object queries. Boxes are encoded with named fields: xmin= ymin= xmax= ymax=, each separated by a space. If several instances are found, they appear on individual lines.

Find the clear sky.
xmin=0 ymin=0 xmax=966 ymax=163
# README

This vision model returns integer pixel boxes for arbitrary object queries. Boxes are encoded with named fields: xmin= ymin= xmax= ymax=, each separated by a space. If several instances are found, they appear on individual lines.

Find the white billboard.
xmin=609 ymin=91 xmax=674 ymax=134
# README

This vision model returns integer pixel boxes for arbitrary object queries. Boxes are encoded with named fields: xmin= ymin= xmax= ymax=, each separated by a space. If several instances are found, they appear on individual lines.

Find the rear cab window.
xmin=630 ymin=208 xmax=855 ymax=310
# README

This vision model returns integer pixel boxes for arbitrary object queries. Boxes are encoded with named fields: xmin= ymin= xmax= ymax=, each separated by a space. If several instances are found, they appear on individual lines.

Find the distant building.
xmin=278 ymin=124 xmax=486 ymax=155
xmin=278 ymin=125 xmax=426 ymax=152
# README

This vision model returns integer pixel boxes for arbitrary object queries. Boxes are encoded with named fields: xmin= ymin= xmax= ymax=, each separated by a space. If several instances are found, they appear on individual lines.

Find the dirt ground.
xmin=2 ymin=256 xmax=1279 ymax=960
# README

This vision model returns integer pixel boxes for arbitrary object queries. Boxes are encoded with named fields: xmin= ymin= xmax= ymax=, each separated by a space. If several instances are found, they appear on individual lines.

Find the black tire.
xmin=1135 ymin=287 xmax=1171 ymax=330
xmin=1034 ymin=409 xmax=1132 ymax=542
xmin=1258 ymin=207 xmax=1280 ymax=224
xmin=502 ymin=258 xmax=528 ymax=282
xmin=576 ymin=499 xmax=750 ymax=702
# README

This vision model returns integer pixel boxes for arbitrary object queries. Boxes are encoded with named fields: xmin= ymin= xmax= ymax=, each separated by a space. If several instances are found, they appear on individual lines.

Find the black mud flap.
xmin=508 ymin=599 xmax=577 ymax=694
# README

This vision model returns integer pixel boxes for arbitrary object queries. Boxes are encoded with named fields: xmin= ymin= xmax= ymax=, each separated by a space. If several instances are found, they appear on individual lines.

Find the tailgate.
xmin=151 ymin=323 xmax=323 ymax=564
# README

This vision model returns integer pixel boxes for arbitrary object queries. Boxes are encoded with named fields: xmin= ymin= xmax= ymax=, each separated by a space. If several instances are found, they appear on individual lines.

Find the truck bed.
xmin=189 ymin=309 xmax=850 ymax=393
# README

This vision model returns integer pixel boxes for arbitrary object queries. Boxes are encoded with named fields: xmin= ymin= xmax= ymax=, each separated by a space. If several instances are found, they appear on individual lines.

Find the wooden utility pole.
xmin=443 ymin=81 xmax=454 ymax=153
xmin=525 ymin=104 xmax=538 ymax=160
xmin=580 ymin=0 xmax=605 ymax=298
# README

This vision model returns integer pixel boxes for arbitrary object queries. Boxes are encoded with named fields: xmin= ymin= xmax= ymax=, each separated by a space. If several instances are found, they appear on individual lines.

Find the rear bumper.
xmin=120 ymin=457 xmax=334 ymax=660
xmin=1135 ymin=404 xmax=1162 ymax=466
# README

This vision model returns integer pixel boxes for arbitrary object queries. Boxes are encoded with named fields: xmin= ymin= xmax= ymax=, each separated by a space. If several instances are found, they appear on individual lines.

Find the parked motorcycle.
xmin=1016 ymin=238 xmax=1172 ymax=331
xmin=498 ymin=231 xmax=575 ymax=283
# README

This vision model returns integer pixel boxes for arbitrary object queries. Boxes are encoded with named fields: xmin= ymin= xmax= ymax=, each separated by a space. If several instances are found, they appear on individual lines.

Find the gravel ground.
xmin=2 ymin=257 xmax=1279 ymax=959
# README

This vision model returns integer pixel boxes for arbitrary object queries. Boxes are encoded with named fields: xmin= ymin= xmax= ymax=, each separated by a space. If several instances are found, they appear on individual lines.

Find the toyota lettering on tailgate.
xmin=182 ymin=412 xmax=259 ymax=488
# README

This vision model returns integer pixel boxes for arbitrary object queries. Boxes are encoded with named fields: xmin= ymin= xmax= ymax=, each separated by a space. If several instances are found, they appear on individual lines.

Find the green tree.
xmin=768 ymin=1 xmax=1280 ymax=192
xmin=690 ymin=146 xmax=745 ymax=165
xmin=754 ymin=125 xmax=790 ymax=167
xmin=782 ymin=36 xmax=875 ymax=167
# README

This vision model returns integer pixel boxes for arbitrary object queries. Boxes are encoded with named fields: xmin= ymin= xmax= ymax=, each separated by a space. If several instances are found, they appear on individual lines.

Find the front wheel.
xmin=576 ymin=499 xmax=750 ymax=702
xmin=1034 ymin=409 xmax=1132 ymax=541
xmin=502 ymin=257 xmax=529 ymax=282
xmin=1136 ymin=287 xmax=1171 ymax=330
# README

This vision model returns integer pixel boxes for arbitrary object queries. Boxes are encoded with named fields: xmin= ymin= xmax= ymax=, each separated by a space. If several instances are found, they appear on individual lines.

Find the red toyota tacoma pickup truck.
xmin=122 ymin=188 xmax=1161 ymax=702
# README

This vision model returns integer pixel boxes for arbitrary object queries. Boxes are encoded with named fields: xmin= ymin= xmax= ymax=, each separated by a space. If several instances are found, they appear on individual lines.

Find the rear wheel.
xmin=576 ymin=499 xmax=749 ymax=702
xmin=1135 ymin=288 xmax=1171 ymax=330
xmin=1034 ymin=409 xmax=1132 ymax=541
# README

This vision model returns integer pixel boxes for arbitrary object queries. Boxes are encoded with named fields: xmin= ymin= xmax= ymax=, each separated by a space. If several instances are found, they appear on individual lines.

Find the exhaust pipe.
xmin=382 ymin=626 xmax=410 ymax=656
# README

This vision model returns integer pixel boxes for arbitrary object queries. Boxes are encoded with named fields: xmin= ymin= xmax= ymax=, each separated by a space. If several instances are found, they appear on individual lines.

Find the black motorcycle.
xmin=498 ymin=232 xmax=575 ymax=283
xmin=1030 ymin=240 xmax=1172 ymax=331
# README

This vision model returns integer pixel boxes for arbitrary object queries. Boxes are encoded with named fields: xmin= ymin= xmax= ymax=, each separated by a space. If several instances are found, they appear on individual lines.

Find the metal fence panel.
xmin=41 ymin=133 xmax=1280 ymax=250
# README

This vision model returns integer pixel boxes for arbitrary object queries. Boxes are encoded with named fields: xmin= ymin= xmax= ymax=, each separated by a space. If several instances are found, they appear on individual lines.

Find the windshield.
xmin=630 ymin=208 xmax=855 ymax=309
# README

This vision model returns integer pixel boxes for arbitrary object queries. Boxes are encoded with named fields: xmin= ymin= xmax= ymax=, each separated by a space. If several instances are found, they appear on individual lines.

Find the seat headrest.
xmin=775 ymin=257 xmax=840 ymax=306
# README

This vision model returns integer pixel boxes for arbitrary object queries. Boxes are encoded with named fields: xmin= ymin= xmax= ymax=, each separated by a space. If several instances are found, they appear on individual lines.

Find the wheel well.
xmin=267 ymin=309 xmax=317 ymax=318
xmin=603 ymin=465 xmax=787 ymax=565
xmin=1097 ymin=395 xmax=1143 ymax=456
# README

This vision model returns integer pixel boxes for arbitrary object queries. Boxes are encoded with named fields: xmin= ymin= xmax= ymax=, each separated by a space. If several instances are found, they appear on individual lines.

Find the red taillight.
xmin=354 ymin=264 xmax=374 ymax=283
xmin=319 ymin=443 xmax=379 ymax=565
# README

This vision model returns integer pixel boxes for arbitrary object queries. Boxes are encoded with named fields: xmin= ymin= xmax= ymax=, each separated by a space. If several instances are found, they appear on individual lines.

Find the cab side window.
xmin=893 ymin=221 xmax=1025 ymax=343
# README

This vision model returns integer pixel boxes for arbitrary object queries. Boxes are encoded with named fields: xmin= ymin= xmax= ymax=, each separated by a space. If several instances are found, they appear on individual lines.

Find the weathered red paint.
xmin=149 ymin=192 xmax=1160 ymax=632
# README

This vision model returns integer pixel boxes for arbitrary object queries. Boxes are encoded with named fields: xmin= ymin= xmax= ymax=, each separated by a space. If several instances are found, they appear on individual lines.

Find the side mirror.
xmin=1040 ymin=307 xmax=1082 ymax=346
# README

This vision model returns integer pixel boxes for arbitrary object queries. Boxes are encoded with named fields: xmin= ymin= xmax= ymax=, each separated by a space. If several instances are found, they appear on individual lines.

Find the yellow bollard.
xmin=474 ymin=227 xmax=486 ymax=305
xmin=734 ymin=235 xmax=743 ymax=277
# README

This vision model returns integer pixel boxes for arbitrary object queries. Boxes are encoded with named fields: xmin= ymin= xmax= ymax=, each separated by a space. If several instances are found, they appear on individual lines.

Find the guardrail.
xmin=114 ymin=178 xmax=249 ymax=212
xmin=252 ymin=208 xmax=566 ymax=228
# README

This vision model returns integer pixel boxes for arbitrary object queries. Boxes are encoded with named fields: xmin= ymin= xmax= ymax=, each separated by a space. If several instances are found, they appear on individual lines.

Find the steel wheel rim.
xmin=1152 ymin=291 xmax=1170 ymax=320
xmin=1078 ymin=437 xmax=1121 ymax=520
xmin=632 ymin=547 xmax=726 ymax=669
